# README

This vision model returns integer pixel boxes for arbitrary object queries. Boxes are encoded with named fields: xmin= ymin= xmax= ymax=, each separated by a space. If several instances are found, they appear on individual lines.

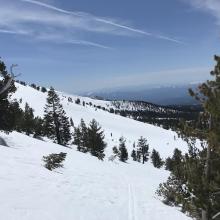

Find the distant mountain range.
xmin=84 ymin=84 xmax=199 ymax=106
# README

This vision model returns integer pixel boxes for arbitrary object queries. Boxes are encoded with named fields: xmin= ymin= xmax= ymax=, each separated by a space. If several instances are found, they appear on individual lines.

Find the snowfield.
xmin=0 ymin=132 xmax=191 ymax=220
xmin=0 ymin=83 xmax=193 ymax=219
xmin=11 ymin=83 xmax=189 ymax=158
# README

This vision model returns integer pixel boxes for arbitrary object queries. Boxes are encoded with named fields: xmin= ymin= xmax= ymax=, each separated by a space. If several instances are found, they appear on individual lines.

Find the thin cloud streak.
xmin=0 ymin=29 xmax=22 ymax=35
xmin=70 ymin=40 xmax=113 ymax=50
xmin=21 ymin=0 xmax=184 ymax=44
xmin=0 ymin=28 xmax=30 ymax=35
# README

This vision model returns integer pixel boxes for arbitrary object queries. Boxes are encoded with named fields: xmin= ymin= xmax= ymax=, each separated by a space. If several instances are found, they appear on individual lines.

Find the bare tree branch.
xmin=0 ymin=64 xmax=20 ymax=95
xmin=212 ymin=212 xmax=220 ymax=219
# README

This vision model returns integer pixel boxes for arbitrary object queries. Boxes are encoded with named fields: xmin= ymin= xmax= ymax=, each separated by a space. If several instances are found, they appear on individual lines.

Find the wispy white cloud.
xmin=0 ymin=28 xmax=28 ymax=35
xmin=21 ymin=0 xmax=184 ymax=44
xmin=70 ymin=40 xmax=113 ymax=50
xmin=185 ymin=0 xmax=220 ymax=24
xmin=0 ymin=0 xmax=184 ymax=49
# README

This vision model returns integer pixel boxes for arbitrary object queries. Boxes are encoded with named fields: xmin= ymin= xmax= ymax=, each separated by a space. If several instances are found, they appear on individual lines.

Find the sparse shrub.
xmin=43 ymin=152 xmax=67 ymax=171
xmin=75 ymin=98 xmax=81 ymax=104
xmin=151 ymin=149 xmax=164 ymax=168
xmin=41 ymin=87 xmax=47 ymax=93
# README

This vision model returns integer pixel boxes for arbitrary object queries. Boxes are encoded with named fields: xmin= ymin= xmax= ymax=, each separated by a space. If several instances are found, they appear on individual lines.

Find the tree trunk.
xmin=52 ymin=100 xmax=61 ymax=145
xmin=202 ymin=114 xmax=212 ymax=220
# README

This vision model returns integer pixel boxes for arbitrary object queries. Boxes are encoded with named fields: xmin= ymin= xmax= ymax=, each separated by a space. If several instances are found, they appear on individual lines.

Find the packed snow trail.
xmin=0 ymin=132 xmax=192 ymax=220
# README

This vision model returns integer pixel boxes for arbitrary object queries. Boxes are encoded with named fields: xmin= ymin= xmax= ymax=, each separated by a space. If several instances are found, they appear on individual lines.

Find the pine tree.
xmin=41 ymin=87 xmax=47 ymax=93
xmin=87 ymin=119 xmax=106 ymax=160
xmin=44 ymin=87 xmax=71 ymax=146
xmin=8 ymin=101 xmax=23 ymax=132
xmin=60 ymin=112 xmax=72 ymax=145
xmin=151 ymin=149 xmax=163 ymax=168
xmin=131 ymin=149 xmax=137 ymax=161
xmin=158 ymin=56 xmax=220 ymax=220
xmin=22 ymin=103 xmax=35 ymax=135
xmin=79 ymin=119 xmax=88 ymax=153
xmin=33 ymin=116 xmax=44 ymax=138
xmin=73 ymin=127 xmax=82 ymax=151
xmin=70 ymin=118 xmax=74 ymax=127
xmin=183 ymin=56 xmax=220 ymax=220
xmin=43 ymin=152 xmax=67 ymax=171
xmin=0 ymin=59 xmax=17 ymax=132
xmin=118 ymin=137 xmax=128 ymax=162
xmin=112 ymin=146 xmax=119 ymax=158
xmin=136 ymin=136 xmax=149 ymax=164
xmin=73 ymin=119 xmax=88 ymax=152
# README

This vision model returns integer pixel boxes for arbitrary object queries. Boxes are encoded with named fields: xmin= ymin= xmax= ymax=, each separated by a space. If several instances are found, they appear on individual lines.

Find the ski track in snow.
xmin=128 ymin=183 xmax=138 ymax=220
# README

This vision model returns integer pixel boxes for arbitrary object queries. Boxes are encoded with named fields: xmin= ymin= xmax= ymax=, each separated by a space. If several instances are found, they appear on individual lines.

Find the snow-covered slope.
xmin=0 ymin=83 xmax=194 ymax=219
xmin=12 ymin=83 xmax=189 ymax=158
xmin=0 ymin=132 xmax=191 ymax=220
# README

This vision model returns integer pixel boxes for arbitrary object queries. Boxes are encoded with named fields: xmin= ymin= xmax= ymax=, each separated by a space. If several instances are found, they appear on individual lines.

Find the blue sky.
xmin=0 ymin=0 xmax=220 ymax=93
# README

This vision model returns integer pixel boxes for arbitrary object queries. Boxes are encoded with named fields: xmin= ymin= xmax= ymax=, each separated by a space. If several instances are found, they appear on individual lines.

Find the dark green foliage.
xmin=4 ymin=100 xmax=23 ymax=132
xmin=87 ymin=119 xmax=106 ymax=160
xmin=13 ymin=103 xmax=44 ymax=138
xmin=151 ymin=149 xmax=163 ymax=168
xmin=44 ymin=87 xmax=71 ymax=146
xmin=73 ymin=119 xmax=106 ymax=160
xmin=109 ymin=108 xmax=114 ymax=113
xmin=73 ymin=127 xmax=81 ymax=151
xmin=30 ymin=83 xmax=37 ymax=89
xmin=112 ymin=139 xmax=128 ymax=162
xmin=33 ymin=117 xmax=44 ymax=138
xmin=165 ymin=148 xmax=183 ymax=172
xmin=43 ymin=152 xmax=67 ymax=171
xmin=60 ymin=113 xmax=72 ymax=145
xmin=131 ymin=149 xmax=137 ymax=161
xmin=41 ymin=87 xmax=47 ymax=93
xmin=136 ymin=136 xmax=149 ymax=164
xmin=70 ymin=118 xmax=74 ymax=127
xmin=157 ymin=56 xmax=220 ymax=220
xmin=112 ymin=146 xmax=119 ymax=157
xmin=164 ymin=157 xmax=173 ymax=171
xmin=73 ymin=119 xmax=88 ymax=153
xmin=75 ymin=98 xmax=80 ymax=105
xmin=0 ymin=59 xmax=18 ymax=132
xmin=21 ymin=103 xmax=35 ymax=135
xmin=112 ymin=101 xmax=200 ymax=131
xmin=16 ymin=80 xmax=26 ymax=86
xmin=118 ymin=137 xmax=128 ymax=162
xmin=0 ymin=61 xmax=44 ymax=135
xmin=157 ymin=148 xmax=210 ymax=219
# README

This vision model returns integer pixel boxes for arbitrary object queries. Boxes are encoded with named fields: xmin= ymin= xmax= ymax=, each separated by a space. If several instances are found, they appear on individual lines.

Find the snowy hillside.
xmin=0 ymin=82 xmax=194 ymax=219
xmin=11 ymin=83 xmax=189 ymax=157
xmin=0 ymin=132 xmax=191 ymax=220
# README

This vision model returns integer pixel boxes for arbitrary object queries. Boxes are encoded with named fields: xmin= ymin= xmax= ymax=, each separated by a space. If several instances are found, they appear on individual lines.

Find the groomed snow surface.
xmin=0 ymin=83 xmax=193 ymax=220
